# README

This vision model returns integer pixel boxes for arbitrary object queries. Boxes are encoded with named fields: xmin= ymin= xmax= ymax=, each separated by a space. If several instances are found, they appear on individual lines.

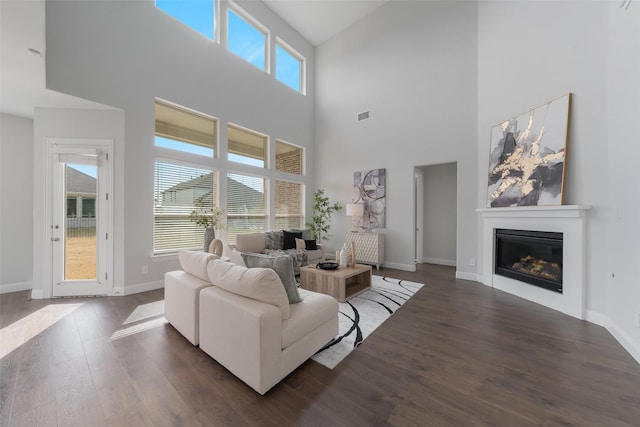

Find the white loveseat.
xmin=164 ymin=250 xmax=338 ymax=395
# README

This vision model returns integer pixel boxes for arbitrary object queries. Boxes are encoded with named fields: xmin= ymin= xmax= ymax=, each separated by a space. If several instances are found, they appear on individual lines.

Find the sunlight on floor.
xmin=123 ymin=300 xmax=165 ymax=325
xmin=0 ymin=303 xmax=83 ymax=359
xmin=110 ymin=300 xmax=167 ymax=341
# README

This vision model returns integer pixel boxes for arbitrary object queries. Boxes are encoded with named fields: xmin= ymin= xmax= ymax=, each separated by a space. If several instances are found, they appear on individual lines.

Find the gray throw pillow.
xmin=241 ymin=253 xmax=302 ymax=304
xmin=265 ymin=230 xmax=284 ymax=250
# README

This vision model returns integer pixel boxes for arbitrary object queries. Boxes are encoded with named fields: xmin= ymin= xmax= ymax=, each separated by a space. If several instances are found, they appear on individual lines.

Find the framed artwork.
xmin=487 ymin=93 xmax=572 ymax=208
xmin=353 ymin=169 xmax=385 ymax=230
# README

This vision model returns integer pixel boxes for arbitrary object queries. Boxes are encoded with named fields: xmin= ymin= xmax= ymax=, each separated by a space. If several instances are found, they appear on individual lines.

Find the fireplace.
xmin=479 ymin=205 xmax=588 ymax=319
xmin=494 ymin=229 xmax=563 ymax=293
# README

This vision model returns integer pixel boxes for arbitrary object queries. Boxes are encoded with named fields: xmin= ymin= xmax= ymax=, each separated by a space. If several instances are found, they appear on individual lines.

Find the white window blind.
xmin=154 ymin=161 xmax=216 ymax=253
xmin=227 ymin=173 xmax=266 ymax=244
xmin=275 ymin=180 xmax=302 ymax=230
xmin=155 ymin=100 xmax=217 ymax=157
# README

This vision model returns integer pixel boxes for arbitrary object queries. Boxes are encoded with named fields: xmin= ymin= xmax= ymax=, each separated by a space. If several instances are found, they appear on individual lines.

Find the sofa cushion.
xmin=281 ymin=289 xmax=339 ymax=349
xmin=235 ymin=232 xmax=267 ymax=254
xmin=178 ymin=250 xmax=219 ymax=282
xmin=207 ymin=259 xmax=290 ymax=319
xmin=241 ymin=253 xmax=302 ymax=304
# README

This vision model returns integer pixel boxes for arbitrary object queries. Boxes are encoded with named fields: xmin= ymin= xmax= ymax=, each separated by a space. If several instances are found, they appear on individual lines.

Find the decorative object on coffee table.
xmin=487 ymin=93 xmax=572 ymax=207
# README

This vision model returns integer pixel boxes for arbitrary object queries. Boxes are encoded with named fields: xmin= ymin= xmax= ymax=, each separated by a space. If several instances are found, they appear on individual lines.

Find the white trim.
xmin=585 ymin=310 xmax=640 ymax=365
xmin=455 ymin=271 xmax=479 ymax=282
xmin=45 ymin=138 xmax=114 ymax=298
xmin=423 ymin=257 xmax=456 ymax=267
xmin=382 ymin=261 xmax=416 ymax=272
xmin=112 ymin=279 xmax=164 ymax=297
xmin=0 ymin=281 xmax=33 ymax=294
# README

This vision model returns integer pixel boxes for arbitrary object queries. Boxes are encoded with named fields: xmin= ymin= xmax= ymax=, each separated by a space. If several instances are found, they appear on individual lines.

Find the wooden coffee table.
xmin=299 ymin=264 xmax=372 ymax=302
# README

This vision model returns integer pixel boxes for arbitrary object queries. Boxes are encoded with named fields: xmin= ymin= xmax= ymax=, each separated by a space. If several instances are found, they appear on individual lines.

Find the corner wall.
xmin=315 ymin=1 xmax=478 ymax=272
xmin=0 ymin=114 xmax=34 ymax=293
xmin=606 ymin=2 xmax=640 ymax=361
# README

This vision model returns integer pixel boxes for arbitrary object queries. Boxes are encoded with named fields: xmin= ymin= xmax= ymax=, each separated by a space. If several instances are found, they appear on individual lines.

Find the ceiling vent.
xmin=357 ymin=111 xmax=370 ymax=122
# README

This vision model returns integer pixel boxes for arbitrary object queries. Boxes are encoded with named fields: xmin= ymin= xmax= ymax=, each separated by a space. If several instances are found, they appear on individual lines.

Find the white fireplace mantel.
xmin=477 ymin=205 xmax=591 ymax=319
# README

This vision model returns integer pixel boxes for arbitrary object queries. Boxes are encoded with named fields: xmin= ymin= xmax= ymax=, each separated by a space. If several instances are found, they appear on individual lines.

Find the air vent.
xmin=357 ymin=111 xmax=370 ymax=121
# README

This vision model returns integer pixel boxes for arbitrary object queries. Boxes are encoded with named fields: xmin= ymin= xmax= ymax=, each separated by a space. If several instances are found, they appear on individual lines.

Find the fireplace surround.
xmin=478 ymin=205 xmax=590 ymax=319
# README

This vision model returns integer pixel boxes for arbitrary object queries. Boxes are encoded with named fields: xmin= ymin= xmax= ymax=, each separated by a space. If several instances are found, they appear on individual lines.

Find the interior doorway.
xmin=48 ymin=138 xmax=113 ymax=297
xmin=414 ymin=163 xmax=457 ymax=267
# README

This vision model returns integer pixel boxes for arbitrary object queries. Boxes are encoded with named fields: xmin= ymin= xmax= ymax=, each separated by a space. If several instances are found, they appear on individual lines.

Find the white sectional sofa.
xmin=164 ymin=250 xmax=338 ymax=395
xmin=234 ymin=229 xmax=325 ymax=273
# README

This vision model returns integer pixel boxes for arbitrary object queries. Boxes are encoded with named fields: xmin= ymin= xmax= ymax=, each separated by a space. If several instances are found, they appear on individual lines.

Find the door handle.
xmin=51 ymin=237 xmax=60 ymax=242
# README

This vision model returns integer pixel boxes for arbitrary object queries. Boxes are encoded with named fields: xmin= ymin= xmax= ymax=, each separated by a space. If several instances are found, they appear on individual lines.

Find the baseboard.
xmin=0 ymin=281 xmax=33 ymax=295
xmin=112 ymin=279 xmax=163 ymax=297
xmin=585 ymin=310 xmax=640 ymax=365
xmin=423 ymin=257 xmax=456 ymax=267
xmin=455 ymin=271 xmax=479 ymax=282
xmin=382 ymin=261 xmax=416 ymax=272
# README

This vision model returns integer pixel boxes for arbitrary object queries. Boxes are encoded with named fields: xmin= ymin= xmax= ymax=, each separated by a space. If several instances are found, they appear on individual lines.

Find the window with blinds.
xmin=226 ymin=173 xmax=266 ymax=244
xmin=155 ymin=100 xmax=217 ymax=157
xmin=228 ymin=124 xmax=266 ymax=167
xmin=275 ymin=180 xmax=303 ymax=230
xmin=154 ymin=161 xmax=217 ymax=253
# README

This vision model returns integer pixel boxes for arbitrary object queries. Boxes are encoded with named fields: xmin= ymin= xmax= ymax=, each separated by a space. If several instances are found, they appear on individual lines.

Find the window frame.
xmin=275 ymin=37 xmax=306 ymax=95
xmin=226 ymin=1 xmax=271 ymax=73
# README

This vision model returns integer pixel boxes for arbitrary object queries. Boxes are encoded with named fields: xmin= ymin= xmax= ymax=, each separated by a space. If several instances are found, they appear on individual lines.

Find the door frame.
xmin=45 ymin=138 xmax=113 ymax=297
xmin=414 ymin=168 xmax=424 ymax=264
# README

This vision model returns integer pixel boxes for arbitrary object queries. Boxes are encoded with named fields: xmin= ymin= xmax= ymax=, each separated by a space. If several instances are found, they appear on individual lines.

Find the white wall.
xmin=42 ymin=0 xmax=316 ymax=292
xmin=0 ymin=114 xmax=34 ymax=293
xmin=32 ymin=108 xmax=125 ymax=298
xmin=606 ymin=2 xmax=640 ymax=361
xmin=315 ymin=1 xmax=478 ymax=272
xmin=477 ymin=1 xmax=639 ymax=362
xmin=422 ymin=162 xmax=457 ymax=266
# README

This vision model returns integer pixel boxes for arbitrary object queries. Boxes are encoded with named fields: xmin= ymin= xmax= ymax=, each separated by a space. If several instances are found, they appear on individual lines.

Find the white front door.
xmin=50 ymin=140 xmax=112 ymax=297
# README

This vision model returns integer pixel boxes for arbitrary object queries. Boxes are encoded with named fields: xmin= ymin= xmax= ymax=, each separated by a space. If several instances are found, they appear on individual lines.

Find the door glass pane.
xmin=64 ymin=164 xmax=97 ymax=280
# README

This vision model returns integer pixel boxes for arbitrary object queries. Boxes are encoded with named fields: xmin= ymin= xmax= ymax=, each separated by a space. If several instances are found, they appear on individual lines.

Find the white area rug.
xmin=311 ymin=276 xmax=424 ymax=369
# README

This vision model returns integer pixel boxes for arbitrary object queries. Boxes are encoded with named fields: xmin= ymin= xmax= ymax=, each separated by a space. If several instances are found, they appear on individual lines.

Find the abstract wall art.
xmin=487 ymin=93 xmax=572 ymax=208
xmin=353 ymin=169 xmax=386 ymax=230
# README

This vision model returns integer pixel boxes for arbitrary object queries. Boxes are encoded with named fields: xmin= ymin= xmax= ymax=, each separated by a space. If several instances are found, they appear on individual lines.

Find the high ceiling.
xmin=0 ymin=0 xmax=388 ymax=119
xmin=263 ymin=0 xmax=389 ymax=46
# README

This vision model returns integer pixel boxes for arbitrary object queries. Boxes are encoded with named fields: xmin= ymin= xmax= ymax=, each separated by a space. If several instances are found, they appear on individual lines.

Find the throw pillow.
xmin=241 ymin=253 xmax=302 ymax=304
xmin=295 ymin=238 xmax=318 ymax=251
xmin=207 ymin=259 xmax=290 ymax=319
xmin=287 ymin=228 xmax=313 ymax=241
xmin=304 ymin=239 xmax=318 ymax=250
xmin=265 ymin=230 xmax=284 ymax=250
xmin=282 ymin=230 xmax=302 ymax=250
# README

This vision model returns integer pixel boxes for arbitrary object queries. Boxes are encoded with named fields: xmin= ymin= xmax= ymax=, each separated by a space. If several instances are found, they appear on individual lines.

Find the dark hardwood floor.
xmin=2 ymin=263 xmax=640 ymax=426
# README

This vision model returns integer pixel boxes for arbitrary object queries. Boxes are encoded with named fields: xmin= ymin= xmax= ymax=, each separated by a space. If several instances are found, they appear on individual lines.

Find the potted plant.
xmin=189 ymin=197 xmax=225 ymax=252
xmin=306 ymin=188 xmax=342 ymax=243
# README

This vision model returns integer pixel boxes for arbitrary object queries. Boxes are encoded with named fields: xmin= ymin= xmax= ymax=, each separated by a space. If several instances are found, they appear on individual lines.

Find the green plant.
xmin=306 ymin=189 xmax=342 ymax=242
xmin=189 ymin=197 xmax=225 ymax=230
